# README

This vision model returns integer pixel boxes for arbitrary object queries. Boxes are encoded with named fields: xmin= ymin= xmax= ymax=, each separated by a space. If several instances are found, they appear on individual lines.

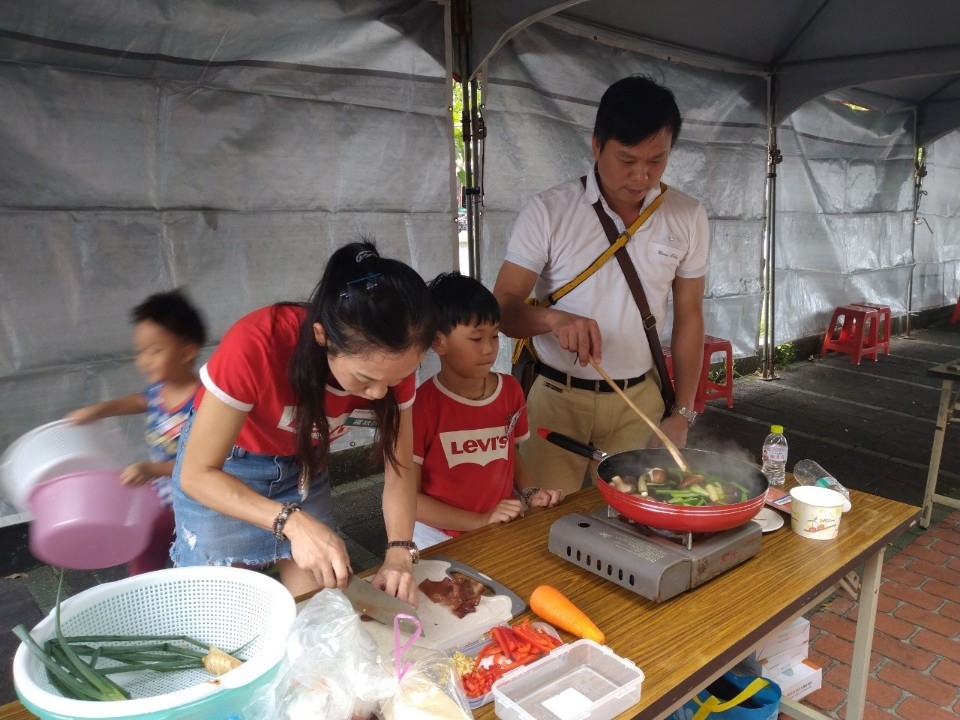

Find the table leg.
xmin=845 ymin=548 xmax=883 ymax=720
xmin=920 ymin=380 xmax=954 ymax=528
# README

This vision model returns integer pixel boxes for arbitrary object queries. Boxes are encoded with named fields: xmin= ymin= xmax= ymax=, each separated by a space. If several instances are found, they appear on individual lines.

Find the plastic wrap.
xmin=379 ymin=614 xmax=472 ymax=720
xmin=245 ymin=589 xmax=394 ymax=720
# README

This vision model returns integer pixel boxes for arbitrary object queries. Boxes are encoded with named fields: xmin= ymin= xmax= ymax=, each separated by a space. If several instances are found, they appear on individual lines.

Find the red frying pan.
xmin=540 ymin=429 xmax=768 ymax=533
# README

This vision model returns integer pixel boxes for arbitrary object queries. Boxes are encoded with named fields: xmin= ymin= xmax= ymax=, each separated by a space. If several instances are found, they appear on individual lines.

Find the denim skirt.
xmin=170 ymin=411 xmax=336 ymax=568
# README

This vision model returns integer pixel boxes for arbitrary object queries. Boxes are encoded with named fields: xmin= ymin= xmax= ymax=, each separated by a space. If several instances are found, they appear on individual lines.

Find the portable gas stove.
xmin=548 ymin=506 xmax=762 ymax=602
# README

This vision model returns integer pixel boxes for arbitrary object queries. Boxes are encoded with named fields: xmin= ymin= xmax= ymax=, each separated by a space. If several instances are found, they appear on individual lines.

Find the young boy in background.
xmin=412 ymin=272 xmax=564 ymax=549
xmin=68 ymin=289 xmax=206 ymax=574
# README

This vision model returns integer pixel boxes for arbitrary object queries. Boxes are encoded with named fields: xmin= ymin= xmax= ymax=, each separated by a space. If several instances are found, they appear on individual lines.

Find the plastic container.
xmin=27 ymin=470 xmax=162 ymax=570
xmin=492 ymin=639 xmax=644 ymax=720
xmin=761 ymin=425 xmax=788 ymax=487
xmin=0 ymin=419 xmax=137 ymax=513
xmin=789 ymin=485 xmax=845 ymax=540
xmin=793 ymin=459 xmax=852 ymax=512
xmin=13 ymin=566 xmax=296 ymax=720
xmin=458 ymin=622 xmax=562 ymax=710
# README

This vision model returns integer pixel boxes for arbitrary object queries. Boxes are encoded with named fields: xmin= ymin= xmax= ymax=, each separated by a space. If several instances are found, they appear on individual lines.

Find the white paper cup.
xmin=789 ymin=485 xmax=845 ymax=540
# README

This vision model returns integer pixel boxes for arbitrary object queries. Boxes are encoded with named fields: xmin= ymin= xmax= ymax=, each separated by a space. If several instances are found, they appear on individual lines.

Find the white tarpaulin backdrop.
xmin=2 ymin=1 xmax=960 ymax=516
xmin=775 ymin=97 xmax=916 ymax=339
xmin=0 ymin=1 xmax=453 ymax=464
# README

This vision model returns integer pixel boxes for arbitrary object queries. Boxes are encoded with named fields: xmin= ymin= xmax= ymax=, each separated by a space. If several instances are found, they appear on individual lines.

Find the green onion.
xmin=51 ymin=574 xmax=128 ymax=700
xmin=11 ymin=569 xmax=254 ymax=701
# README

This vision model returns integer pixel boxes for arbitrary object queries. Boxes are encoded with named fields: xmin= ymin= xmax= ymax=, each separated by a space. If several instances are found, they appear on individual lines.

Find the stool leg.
xmin=849 ymin=315 xmax=863 ymax=365
xmin=724 ymin=346 xmax=734 ymax=408
xmin=820 ymin=309 xmax=844 ymax=359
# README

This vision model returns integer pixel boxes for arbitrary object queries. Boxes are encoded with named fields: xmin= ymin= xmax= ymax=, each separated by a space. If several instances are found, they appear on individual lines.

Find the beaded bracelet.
xmin=272 ymin=502 xmax=302 ymax=540
xmin=518 ymin=487 xmax=540 ymax=504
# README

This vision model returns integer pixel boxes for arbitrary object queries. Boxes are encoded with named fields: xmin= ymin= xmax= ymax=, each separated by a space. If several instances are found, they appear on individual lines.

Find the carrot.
xmin=529 ymin=585 xmax=605 ymax=645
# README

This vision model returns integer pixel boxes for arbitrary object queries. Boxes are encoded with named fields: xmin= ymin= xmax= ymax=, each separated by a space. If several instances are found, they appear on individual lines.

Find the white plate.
xmin=752 ymin=507 xmax=785 ymax=533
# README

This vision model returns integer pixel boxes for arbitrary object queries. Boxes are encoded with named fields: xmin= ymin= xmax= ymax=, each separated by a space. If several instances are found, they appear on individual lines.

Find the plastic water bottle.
xmin=761 ymin=424 xmax=788 ymax=487
xmin=793 ymin=459 xmax=852 ymax=512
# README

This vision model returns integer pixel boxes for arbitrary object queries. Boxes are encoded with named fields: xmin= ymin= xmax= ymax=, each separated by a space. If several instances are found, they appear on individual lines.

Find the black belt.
xmin=534 ymin=363 xmax=646 ymax=393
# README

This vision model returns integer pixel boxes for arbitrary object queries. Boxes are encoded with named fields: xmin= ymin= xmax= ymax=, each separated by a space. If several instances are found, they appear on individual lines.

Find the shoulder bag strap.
xmin=589 ymin=181 xmax=676 ymax=410
xmin=510 ymin=175 xmax=658 ymax=364
xmin=541 ymin=176 xmax=659 ymax=306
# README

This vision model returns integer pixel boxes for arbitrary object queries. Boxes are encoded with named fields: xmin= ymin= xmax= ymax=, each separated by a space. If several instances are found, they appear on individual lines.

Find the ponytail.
xmin=287 ymin=240 xmax=434 ymax=482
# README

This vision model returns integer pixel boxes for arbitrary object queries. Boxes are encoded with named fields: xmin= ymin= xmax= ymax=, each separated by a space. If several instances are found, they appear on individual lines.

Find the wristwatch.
xmin=671 ymin=404 xmax=699 ymax=427
xmin=385 ymin=540 xmax=420 ymax=564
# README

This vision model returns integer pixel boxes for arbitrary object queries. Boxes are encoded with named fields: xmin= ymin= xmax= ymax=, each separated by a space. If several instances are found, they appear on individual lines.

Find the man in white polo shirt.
xmin=493 ymin=75 xmax=709 ymax=495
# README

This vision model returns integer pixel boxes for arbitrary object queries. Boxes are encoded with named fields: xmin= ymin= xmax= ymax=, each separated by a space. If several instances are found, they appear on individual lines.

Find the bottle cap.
xmin=770 ymin=424 xmax=784 ymax=434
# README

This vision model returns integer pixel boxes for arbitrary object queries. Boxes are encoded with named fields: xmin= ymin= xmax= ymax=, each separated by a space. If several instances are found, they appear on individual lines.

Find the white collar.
xmin=582 ymin=165 xmax=665 ymax=225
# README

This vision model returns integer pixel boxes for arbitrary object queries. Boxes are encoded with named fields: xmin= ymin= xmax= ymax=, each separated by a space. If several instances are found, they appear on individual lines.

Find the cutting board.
xmin=360 ymin=555 xmax=525 ymax=653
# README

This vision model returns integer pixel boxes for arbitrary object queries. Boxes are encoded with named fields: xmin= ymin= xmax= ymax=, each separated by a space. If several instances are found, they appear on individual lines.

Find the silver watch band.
xmin=671 ymin=404 xmax=699 ymax=426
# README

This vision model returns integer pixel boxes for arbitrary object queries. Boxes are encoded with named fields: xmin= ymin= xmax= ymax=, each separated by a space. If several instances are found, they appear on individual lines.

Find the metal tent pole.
xmin=906 ymin=108 xmax=926 ymax=339
xmin=452 ymin=0 xmax=484 ymax=279
xmin=760 ymin=75 xmax=782 ymax=380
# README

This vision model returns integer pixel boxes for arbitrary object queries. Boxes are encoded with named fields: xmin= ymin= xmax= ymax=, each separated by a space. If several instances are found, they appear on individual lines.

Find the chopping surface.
xmin=359 ymin=556 xmax=524 ymax=653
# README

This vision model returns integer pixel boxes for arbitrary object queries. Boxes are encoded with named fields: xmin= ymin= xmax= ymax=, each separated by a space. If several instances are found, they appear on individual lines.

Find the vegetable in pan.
xmin=611 ymin=467 xmax=751 ymax=506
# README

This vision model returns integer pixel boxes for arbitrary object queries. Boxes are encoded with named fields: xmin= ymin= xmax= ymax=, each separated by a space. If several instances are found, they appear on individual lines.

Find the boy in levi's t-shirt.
xmin=412 ymin=272 xmax=565 ymax=549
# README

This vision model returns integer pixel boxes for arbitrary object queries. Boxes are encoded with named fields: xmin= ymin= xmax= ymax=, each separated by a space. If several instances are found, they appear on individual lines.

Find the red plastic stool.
xmin=662 ymin=335 xmax=735 ymax=413
xmin=952 ymin=296 xmax=960 ymax=324
xmin=850 ymin=302 xmax=891 ymax=355
xmin=819 ymin=305 xmax=880 ymax=365
xmin=700 ymin=335 xmax=735 ymax=410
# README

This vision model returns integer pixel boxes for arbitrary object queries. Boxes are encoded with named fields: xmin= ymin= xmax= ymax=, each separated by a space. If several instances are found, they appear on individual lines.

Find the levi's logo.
xmin=343 ymin=409 xmax=377 ymax=427
xmin=278 ymin=406 xmax=350 ymax=441
xmin=440 ymin=428 xmax=510 ymax=468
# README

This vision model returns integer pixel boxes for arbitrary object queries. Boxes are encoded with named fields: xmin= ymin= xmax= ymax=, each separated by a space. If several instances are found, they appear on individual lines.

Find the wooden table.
xmin=921 ymin=358 xmax=960 ymax=528
xmin=1 ymin=487 xmax=917 ymax=720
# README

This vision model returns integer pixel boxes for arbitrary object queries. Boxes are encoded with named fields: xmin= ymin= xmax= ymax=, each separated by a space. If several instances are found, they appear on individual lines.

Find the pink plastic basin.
xmin=27 ymin=470 xmax=162 ymax=570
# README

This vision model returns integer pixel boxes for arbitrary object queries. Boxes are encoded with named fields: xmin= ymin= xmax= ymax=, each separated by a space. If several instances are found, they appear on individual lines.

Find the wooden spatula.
xmin=588 ymin=356 xmax=690 ymax=473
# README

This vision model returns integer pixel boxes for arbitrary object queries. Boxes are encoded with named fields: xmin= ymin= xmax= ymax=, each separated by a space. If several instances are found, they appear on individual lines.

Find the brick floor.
xmin=802 ymin=510 xmax=960 ymax=720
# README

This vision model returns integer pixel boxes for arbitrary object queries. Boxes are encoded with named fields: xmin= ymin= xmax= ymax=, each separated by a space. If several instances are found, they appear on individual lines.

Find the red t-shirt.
xmin=413 ymin=373 xmax=530 ymax=536
xmin=198 ymin=304 xmax=416 ymax=456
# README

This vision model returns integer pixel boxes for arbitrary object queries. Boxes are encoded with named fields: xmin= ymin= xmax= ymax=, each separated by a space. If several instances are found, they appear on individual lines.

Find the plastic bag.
xmin=379 ymin=614 xmax=472 ymax=720
xmin=243 ymin=589 xmax=394 ymax=720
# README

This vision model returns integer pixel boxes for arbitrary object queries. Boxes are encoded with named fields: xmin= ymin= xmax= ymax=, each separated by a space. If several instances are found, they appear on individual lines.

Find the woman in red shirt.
xmin=172 ymin=241 xmax=434 ymax=603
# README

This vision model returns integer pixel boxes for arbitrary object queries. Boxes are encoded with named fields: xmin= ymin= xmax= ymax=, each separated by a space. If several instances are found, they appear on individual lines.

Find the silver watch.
xmin=671 ymin=404 xmax=699 ymax=426
xmin=385 ymin=540 xmax=420 ymax=564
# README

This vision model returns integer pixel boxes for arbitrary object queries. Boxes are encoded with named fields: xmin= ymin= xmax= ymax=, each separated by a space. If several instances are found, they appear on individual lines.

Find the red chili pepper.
xmin=461 ymin=663 xmax=507 ymax=698
xmin=476 ymin=639 xmax=501 ymax=659
xmin=491 ymin=626 xmax=515 ymax=660
xmin=513 ymin=624 xmax=560 ymax=652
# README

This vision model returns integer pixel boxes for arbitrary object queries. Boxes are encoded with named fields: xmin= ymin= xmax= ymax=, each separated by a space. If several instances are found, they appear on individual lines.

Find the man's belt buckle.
xmin=597 ymin=378 xmax=626 ymax=392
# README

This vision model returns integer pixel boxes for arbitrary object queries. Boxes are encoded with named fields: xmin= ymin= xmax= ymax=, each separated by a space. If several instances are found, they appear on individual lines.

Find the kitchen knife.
xmin=344 ymin=575 xmax=422 ymax=634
